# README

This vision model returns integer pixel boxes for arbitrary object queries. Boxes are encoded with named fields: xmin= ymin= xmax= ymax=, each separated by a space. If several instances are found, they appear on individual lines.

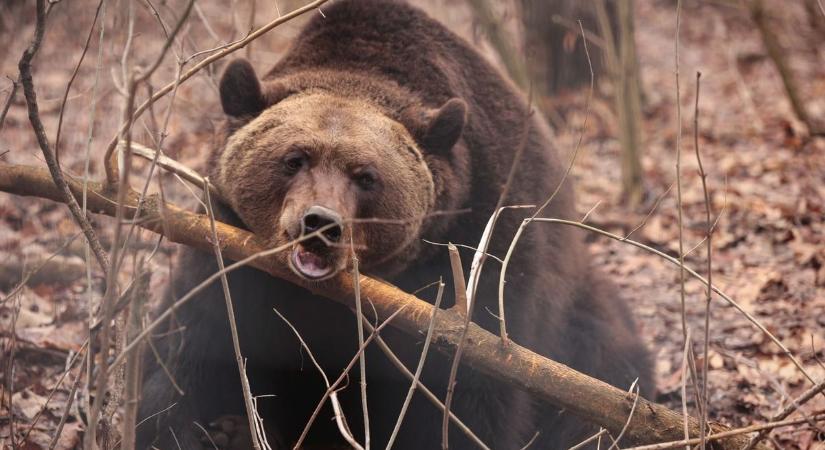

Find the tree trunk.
xmin=616 ymin=0 xmax=645 ymax=207
xmin=520 ymin=0 xmax=613 ymax=95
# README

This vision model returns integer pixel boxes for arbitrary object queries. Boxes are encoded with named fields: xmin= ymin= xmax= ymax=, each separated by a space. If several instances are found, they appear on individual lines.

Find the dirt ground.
xmin=1 ymin=0 xmax=824 ymax=448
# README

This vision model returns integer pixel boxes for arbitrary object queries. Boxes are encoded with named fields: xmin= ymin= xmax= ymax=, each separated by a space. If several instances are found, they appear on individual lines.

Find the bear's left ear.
xmin=421 ymin=98 xmax=467 ymax=154
xmin=220 ymin=59 xmax=265 ymax=118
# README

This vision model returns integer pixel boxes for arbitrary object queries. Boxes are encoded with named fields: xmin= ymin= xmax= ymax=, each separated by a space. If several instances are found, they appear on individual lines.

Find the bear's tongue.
xmin=292 ymin=246 xmax=332 ymax=279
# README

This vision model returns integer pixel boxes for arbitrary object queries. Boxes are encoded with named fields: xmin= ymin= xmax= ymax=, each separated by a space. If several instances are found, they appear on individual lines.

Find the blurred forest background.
xmin=1 ymin=0 xmax=825 ymax=448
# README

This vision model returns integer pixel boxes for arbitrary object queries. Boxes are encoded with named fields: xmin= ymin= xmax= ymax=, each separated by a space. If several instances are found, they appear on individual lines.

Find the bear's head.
xmin=214 ymin=59 xmax=467 ymax=281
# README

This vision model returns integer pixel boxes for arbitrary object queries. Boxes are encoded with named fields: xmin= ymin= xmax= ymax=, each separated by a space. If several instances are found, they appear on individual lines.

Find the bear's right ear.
xmin=220 ymin=59 xmax=265 ymax=118
xmin=421 ymin=98 xmax=467 ymax=155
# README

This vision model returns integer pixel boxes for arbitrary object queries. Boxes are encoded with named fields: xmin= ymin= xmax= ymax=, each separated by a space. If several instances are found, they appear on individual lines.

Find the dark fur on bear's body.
xmin=137 ymin=1 xmax=653 ymax=449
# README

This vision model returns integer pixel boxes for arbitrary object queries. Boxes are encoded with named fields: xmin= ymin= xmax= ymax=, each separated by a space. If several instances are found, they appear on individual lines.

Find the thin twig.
xmin=622 ymin=183 xmax=674 ymax=241
xmin=442 ymin=246 xmax=477 ymax=450
xmin=624 ymin=413 xmax=825 ymax=450
xmin=364 ymin=326 xmax=492 ymax=450
xmin=6 ymin=289 xmax=20 ymax=450
xmin=120 ymin=270 xmax=150 ymax=450
xmin=292 ymin=306 xmax=407 ymax=450
xmin=580 ymin=200 xmax=602 ymax=223
xmin=193 ymin=422 xmax=220 ymax=450
xmin=693 ymin=71 xmax=712 ymax=450
xmin=568 ymin=429 xmax=609 ymax=450
xmin=115 ymin=58 xmax=187 ymax=273
xmin=519 ymin=431 xmax=541 ymax=450
xmin=48 ymin=352 xmax=89 ymax=450
xmin=204 ymin=178 xmax=263 ymax=450
xmin=87 ymin=2 xmax=142 ymax=443
xmin=672 ymin=0 xmax=707 ymax=432
xmin=607 ymin=382 xmax=641 ymax=450
xmin=102 ymin=0 xmax=332 ymax=185
xmin=81 ymin=0 xmax=108 ymax=437
xmin=125 ymin=141 xmax=223 ymax=201
xmin=422 ymin=240 xmax=504 ymax=264
xmin=680 ymin=328 xmax=692 ymax=450
xmin=145 ymin=336 xmax=184 ymax=395
xmin=550 ymin=15 xmax=607 ymax=51
xmin=743 ymin=377 xmax=825 ymax=449
xmin=386 ymin=281 xmax=445 ymax=450
xmin=350 ymin=237 xmax=370 ymax=450
xmin=470 ymin=73 xmax=535 ymax=316
xmin=53 ymin=0 xmax=104 ymax=167
xmin=1 ymin=232 xmax=81 ymax=302
xmin=104 ymin=0 xmax=195 ymax=186
xmin=90 ymin=54 xmax=133 ymax=450
xmin=0 ymin=76 xmax=19 ymax=133
xmin=193 ymin=2 xmax=221 ymax=43
xmin=245 ymin=0 xmax=257 ymax=59
xmin=17 ymin=0 xmax=110 ymax=276
xmin=465 ymin=205 xmax=533 ymax=316
xmin=674 ymin=0 xmax=688 ymax=356
xmin=532 ymin=218 xmax=817 ymax=386
xmin=21 ymin=340 xmax=88 ymax=444
xmin=497 ymin=20 xmax=594 ymax=345
xmin=533 ymin=20 xmax=595 ymax=220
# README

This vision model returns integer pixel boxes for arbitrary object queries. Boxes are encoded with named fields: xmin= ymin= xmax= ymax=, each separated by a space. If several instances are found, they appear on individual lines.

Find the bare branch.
xmin=530 ymin=217 xmax=817 ymax=389
xmin=497 ymin=20 xmax=595 ymax=345
xmin=120 ymin=270 xmax=151 ymax=450
xmin=48 ymin=352 xmax=88 ymax=450
xmin=101 ymin=0 xmax=332 ymax=185
xmin=0 ymin=76 xmax=19 ymax=134
xmin=17 ymin=0 xmax=110 ymax=276
xmin=204 ymin=178 xmax=264 ymax=450
xmin=351 ymin=241 xmax=370 ymax=450
xmin=53 ymin=0 xmax=105 ymax=167
xmin=680 ymin=329 xmax=692 ymax=450
xmin=364 ymin=322 xmax=491 ymax=450
xmin=743 ymin=377 xmax=825 ymax=449
xmin=625 ymin=413 xmax=825 ymax=450
xmin=693 ymin=71 xmax=713 ymax=450
xmin=386 ymin=281 xmax=445 ymax=450
xmin=292 ymin=306 xmax=406 ymax=450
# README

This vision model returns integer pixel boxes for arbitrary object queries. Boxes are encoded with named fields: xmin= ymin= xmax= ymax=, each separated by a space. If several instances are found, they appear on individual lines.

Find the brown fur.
xmin=138 ymin=1 xmax=653 ymax=449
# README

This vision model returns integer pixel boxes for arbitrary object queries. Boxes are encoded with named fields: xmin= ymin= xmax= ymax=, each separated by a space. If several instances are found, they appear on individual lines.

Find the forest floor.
xmin=1 ymin=0 xmax=824 ymax=449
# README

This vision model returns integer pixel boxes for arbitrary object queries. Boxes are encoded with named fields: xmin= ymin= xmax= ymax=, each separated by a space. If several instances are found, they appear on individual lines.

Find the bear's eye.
xmin=353 ymin=170 xmax=378 ymax=191
xmin=283 ymin=151 xmax=307 ymax=174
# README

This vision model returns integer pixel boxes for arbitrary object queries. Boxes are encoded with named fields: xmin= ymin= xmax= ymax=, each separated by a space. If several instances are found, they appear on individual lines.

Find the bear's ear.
xmin=220 ymin=59 xmax=265 ymax=118
xmin=422 ymin=98 xmax=467 ymax=154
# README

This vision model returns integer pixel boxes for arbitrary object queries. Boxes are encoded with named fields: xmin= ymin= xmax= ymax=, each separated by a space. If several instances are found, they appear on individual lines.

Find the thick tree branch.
xmin=0 ymin=162 xmax=768 ymax=450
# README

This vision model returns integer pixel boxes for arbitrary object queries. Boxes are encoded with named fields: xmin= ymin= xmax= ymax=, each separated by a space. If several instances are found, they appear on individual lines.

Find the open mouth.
xmin=290 ymin=244 xmax=335 ymax=280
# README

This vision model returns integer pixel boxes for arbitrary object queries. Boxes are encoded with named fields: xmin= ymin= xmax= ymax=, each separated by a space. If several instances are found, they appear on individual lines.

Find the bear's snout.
xmin=301 ymin=205 xmax=343 ymax=244
xmin=287 ymin=205 xmax=348 ymax=281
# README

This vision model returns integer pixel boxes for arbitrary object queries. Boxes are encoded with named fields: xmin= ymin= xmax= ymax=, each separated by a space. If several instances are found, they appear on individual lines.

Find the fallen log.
xmin=0 ymin=161 xmax=766 ymax=449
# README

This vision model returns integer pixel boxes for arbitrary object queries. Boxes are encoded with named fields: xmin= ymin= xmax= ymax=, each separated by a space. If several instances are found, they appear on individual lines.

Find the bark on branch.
xmin=0 ymin=162 xmax=767 ymax=449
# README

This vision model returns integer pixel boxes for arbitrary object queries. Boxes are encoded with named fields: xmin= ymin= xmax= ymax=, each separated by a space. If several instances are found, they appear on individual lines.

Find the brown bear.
xmin=137 ymin=1 xmax=653 ymax=449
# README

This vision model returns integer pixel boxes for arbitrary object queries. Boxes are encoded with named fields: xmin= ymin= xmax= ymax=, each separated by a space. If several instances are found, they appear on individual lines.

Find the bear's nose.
xmin=301 ymin=205 xmax=343 ymax=243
